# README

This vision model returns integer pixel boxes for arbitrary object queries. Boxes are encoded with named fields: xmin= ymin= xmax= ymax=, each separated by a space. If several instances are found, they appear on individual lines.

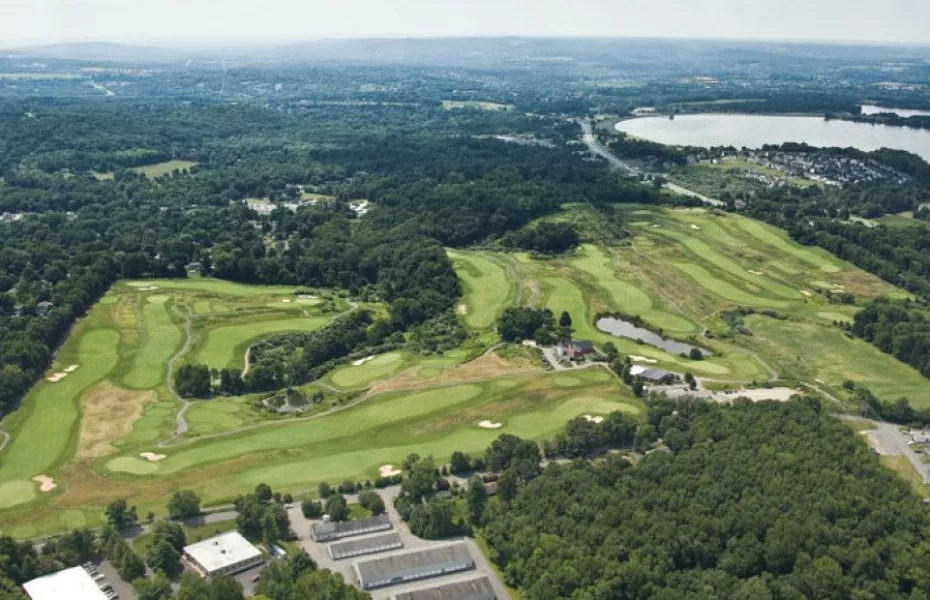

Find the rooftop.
xmin=23 ymin=567 xmax=108 ymax=600
xmin=313 ymin=513 xmax=391 ymax=539
xmin=329 ymin=532 xmax=403 ymax=560
xmin=354 ymin=543 xmax=475 ymax=587
xmin=390 ymin=576 xmax=497 ymax=600
xmin=182 ymin=531 xmax=262 ymax=573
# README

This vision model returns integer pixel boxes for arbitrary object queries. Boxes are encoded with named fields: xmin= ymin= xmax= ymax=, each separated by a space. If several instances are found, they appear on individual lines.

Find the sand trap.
xmin=46 ymin=372 xmax=68 ymax=383
xmin=136 ymin=285 xmax=159 ymax=291
xmin=298 ymin=294 xmax=318 ymax=300
xmin=690 ymin=224 xmax=701 ymax=230
xmin=583 ymin=415 xmax=605 ymax=424
xmin=32 ymin=475 xmax=56 ymax=493
xmin=281 ymin=298 xmax=292 ymax=303
xmin=352 ymin=356 xmax=375 ymax=367
xmin=457 ymin=303 xmax=468 ymax=315
xmin=652 ymin=224 xmax=660 ymax=228
xmin=801 ymin=290 xmax=813 ymax=297
xmin=748 ymin=270 xmax=764 ymax=276
xmin=629 ymin=355 xmax=658 ymax=364
xmin=140 ymin=452 xmax=166 ymax=462
xmin=64 ymin=364 xmax=79 ymax=373
xmin=379 ymin=464 xmax=402 ymax=477
xmin=478 ymin=420 xmax=503 ymax=429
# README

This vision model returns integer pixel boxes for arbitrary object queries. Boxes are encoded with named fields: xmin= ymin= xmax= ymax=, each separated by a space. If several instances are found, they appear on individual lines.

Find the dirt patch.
xmin=583 ymin=415 xmax=605 ymax=424
xmin=379 ymin=464 xmax=401 ymax=477
xmin=140 ymin=452 xmax=166 ymax=462
xmin=372 ymin=352 xmax=541 ymax=393
xmin=76 ymin=382 xmax=156 ymax=459
xmin=32 ymin=475 xmax=56 ymax=492
xmin=478 ymin=420 xmax=503 ymax=429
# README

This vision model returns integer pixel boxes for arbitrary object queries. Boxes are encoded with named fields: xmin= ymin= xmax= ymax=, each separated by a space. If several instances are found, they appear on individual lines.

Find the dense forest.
xmin=481 ymin=399 xmax=930 ymax=598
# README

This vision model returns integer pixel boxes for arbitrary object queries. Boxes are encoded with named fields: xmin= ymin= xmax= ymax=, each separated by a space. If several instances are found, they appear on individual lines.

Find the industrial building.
xmin=390 ymin=576 xmax=497 ymax=600
xmin=353 ymin=542 xmax=476 ymax=590
xmin=312 ymin=513 xmax=392 ymax=542
xmin=23 ymin=566 xmax=109 ymax=600
xmin=182 ymin=531 xmax=263 ymax=578
xmin=329 ymin=532 xmax=404 ymax=560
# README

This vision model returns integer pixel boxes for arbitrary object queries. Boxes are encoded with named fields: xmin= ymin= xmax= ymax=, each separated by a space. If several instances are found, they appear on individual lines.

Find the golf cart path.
xmin=163 ymin=304 xmax=194 ymax=443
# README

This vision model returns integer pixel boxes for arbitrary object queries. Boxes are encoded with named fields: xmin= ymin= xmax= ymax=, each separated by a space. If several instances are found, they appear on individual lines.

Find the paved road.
xmin=579 ymin=119 xmax=725 ymax=207
xmin=855 ymin=418 xmax=930 ymax=484
xmin=163 ymin=305 xmax=194 ymax=440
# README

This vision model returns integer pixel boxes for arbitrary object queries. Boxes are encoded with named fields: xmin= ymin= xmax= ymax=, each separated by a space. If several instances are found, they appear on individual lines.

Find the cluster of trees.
xmin=496 ymin=307 xmax=557 ymax=343
xmin=482 ymin=398 xmax=930 ymax=598
xmin=541 ymin=411 xmax=637 ymax=458
xmin=499 ymin=221 xmax=579 ymax=254
xmin=835 ymin=111 xmax=930 ymax=131
xmin=393 ymin=455 xmax=468 ymax=540
xmin=254 ymin=550 xmax=369 ymax=600
xmin=852 ymin=298 xmax=930 ymax=377
xmin=234 ymin=484 xmax=293 ymax=547
xmin=0 ymin=531 xmax=97 ymax=597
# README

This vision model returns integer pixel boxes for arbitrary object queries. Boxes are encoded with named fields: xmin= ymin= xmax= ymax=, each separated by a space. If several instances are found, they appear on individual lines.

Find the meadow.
xmin=130 ymin=160 xmax=198 ymax=179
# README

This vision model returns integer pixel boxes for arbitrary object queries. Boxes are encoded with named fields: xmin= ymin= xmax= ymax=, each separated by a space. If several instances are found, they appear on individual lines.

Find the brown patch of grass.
xmin=76 ymin=382 xmax=156 ymax=459
xmin=374 ymin=352 xmax=542 ymax=393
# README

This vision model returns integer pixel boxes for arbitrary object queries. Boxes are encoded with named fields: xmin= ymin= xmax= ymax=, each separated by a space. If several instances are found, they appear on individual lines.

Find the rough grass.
xmin=193 ymin=315 xmax=332 ymax=370
xmin=77 ymin=383 xmax=156 ymax=458
xmin=130 ymin=160 xmax=197 ymax=179
xmin=121 ymin=295 xmax=182 ymax=389
xmin=450 ymin=251 xmax=514 ymax=330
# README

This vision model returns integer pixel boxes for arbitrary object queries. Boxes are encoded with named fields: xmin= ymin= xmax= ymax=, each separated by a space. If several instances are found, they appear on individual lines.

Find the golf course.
xmin=0 ymin=205 xmax=928 ymax=538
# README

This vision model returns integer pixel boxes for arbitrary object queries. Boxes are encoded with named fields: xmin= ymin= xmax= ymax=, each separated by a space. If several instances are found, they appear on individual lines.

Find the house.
xmin=629 ymin=365 xmax=676 ymax=385
xmin=556 ymin=340 xmax=595 ymax=360
xmin=36 ymin=301 xmax=54 ymax=316
xmin=23 ymin=566 xmax=109 ymax=600
xmin=187 ymin=262 xmax=202 ymax=273
xmin=182 ymin=532 xmax=263 ymax=578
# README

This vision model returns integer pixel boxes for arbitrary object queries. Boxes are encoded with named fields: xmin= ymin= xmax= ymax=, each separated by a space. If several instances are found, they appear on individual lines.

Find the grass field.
xmin=328 ymin=353 xmax=406 ymax=388
xmin=449 ymin=251 xmax=514 ymax=330
xmin=193 ymin=315 xmax=332 ymax=370
xmin=130 ymin=160 xmax=197 ymax=179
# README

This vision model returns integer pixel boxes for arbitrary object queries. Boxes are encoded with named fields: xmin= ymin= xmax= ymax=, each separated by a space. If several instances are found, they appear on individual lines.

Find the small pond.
xmin=596 ymin=317 xmax=712 ymax=357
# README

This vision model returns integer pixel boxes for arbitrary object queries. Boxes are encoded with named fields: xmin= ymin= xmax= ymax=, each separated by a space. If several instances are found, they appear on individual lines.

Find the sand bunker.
xmin=136 ymin=285 xmax=159 ymax=291
xmin=32 ymin=475 xmax=56 ymax=493
xmin=801 ymin=290 xmax=813 ymax=297
xmin=690 ymin=224 xmax=701 ymax=230
xmin=140 ymin=452 xmax=166 ymax=462
xmin=457 ymin=303 xmax=468 ymax=315
xmin=298 ymin=294 xmax=319 ymax=300
xmin=478 ymin=420 xmax=503 ymax=429
xmin=46 ymin=372 xmax=68 ymax=383
xmin=281 ymin=298 xmax=292 ymax=303
xmin=583 ymin=415 xmax=605 ymax=424
xmin=352 ymin=356 xmax=375 ymax=367
xmin=64 ymin=364 xmax=79 ymax=373
xmin=748 ymin=270 xmax=764 ymax=276
xmin=629 ymin=355 xmax=658 ymax=364
xmin=379 ymin=464 xmax=402 ymax=477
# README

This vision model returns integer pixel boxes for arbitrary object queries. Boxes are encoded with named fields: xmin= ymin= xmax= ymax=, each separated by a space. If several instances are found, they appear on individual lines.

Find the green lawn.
xmin=130 ymin=160 xmax=197 ymax=179
xmin=121 ymin=295 xmax=182 ymax=390
xmin=193 ymin=315 xmax=332 ymax=370
xmin=450 ymin=251 xmax=514 ymax=330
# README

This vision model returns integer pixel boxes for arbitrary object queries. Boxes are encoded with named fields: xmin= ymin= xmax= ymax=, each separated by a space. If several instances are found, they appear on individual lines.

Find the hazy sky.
xmin=2 ymin=0 xmax=929 ymax=46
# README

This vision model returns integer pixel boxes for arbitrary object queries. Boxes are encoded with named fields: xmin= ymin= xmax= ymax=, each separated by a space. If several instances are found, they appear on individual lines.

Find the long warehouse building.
xmin=312 ymin=513 xmax=392 ymax=542
xmin=390 ymin=576 xmax=497 ymax=600
xmin=353 ymin=542 xmax=476 ymax=590
xmin=329 ymin=532 xmax=403 ymax=560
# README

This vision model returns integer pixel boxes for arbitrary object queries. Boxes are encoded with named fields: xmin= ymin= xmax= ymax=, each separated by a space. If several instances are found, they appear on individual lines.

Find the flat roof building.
xmin=353 ymin=542 xmax=476 ymax=591
xmin=391 ymin=576 xmax=497 ymax=600
xmin=329 ymin=532 xmax=403 ymax=560
xmin=23 ymin=567 xmax=108 ymax=600
xmin=312 ymin=513 xmax=392 ymax=542
xmin=182 ymin=531 xmax=263 ymax=578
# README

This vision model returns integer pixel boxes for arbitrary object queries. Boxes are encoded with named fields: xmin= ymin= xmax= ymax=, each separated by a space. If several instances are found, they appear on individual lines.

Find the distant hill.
xmin=5 ymin=41 xmax=186 ymax=63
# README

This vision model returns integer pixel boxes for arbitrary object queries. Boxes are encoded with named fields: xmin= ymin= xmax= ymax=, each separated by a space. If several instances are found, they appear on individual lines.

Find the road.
xmin=578 ymin=119 xmax=725 ymax=207
xmin=163 ymin=305 xmax=194 ymax=440
xmin=852 ymin=418 xmax=930 ymax=484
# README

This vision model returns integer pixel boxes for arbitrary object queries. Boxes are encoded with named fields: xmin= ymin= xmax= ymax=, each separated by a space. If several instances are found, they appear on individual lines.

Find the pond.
xmin=615 ymin=113 xmax=930 ymax=162
xmin=596 ymin=317 xmax=712 ymax=357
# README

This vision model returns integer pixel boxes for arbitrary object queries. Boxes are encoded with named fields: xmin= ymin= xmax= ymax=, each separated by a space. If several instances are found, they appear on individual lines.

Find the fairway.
xmin=193 ymin=315 xmax=333 ymax=370
xmin=121 ymin=295 xmax=182 ymax=389
xmin=127 ymin=278 xmax=302 ymax=297
xmin=329 ymin=353 xmax=405 ymax=388
xmin=450 ymin=251 xmax=514 ymax=330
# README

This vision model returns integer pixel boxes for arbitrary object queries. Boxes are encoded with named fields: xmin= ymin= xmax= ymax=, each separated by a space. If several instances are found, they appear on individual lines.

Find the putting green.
xmin=0 ymin=481 xmax=37 ymax=509
xmin=553 ymin=375 xmax=583 ymax=387
xmin=194 ymin=315 xmax=332 ymax=370
xmin=107 ymin=457 xmax=161 ymax=475
xmin=451 ymin=252 xmax=514 ymax=330
xmin=185 ymin=400 xmax=248 ymax=436
xmin=330 ymin=353 xmax=404 ymax=388
xmin=121 ymin=295 xmax=182 ymax=390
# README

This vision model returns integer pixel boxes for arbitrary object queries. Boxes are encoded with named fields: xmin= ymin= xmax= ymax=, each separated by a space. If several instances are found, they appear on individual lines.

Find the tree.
xmin=175 ymin=572 xmax=211 ymax=600
xmin=408 ymin=498 xmax=460 ymax=539
xmin=105 ymin=498 xmax=137 ymax=530
xmin=498 ymin=469 xmax=518 ymax=504
xmin=684 ymin=371 xmax=697 ymax=390
xmin=337 ymin=480 xmax=357 ymax=494
xmin=168 ymin=490 xmax=202 ymax=519
xmin=255 ymin=483 xmax=273 ymax=503
xmin=118 ymin=550 xmax=146 ymax=582
xmin=402 ymin=456 xmax=438 ymax=500
xmin=145 ymin=540 xmax=182 ymax=577
xmin=466 ymin=477 xmax=487 ymax=525
xmin=449 ymin=451 xmax=471 ymax=474
xmin=559 ymin=311 xmax=572 ymax=328
xmin=301 ymin=498 xmax=323 ymax=519
xmin=290 ymin=550 xmax=317 ymax=578
xmin=209 ymin=575 xmax=245 ymax=600
xmin=291 ymin=569 xmax=370 ymax=599
xmin=133 ymin=572 xmax=172 ymax=600
xmin=689 ymin=348 xmax=704 ymax=361
xmin=318 ymin=482 xmax=332 ymax=499
xmin=174 ymin=363 xmax=212 ymax=398
xmin=358 ymin=490 xmax=385 ymax=516
xmin=151 ymin=519 xmax=186 ymax=551
xmin=324 ymin=494 xmax=349 ymax=522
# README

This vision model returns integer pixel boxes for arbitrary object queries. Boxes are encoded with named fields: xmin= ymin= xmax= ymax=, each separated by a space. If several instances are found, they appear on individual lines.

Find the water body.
xmin=861 ymin=104 xmax=930 ymax=118
xmin=596 ymin=317 xmax=712 ymax=357
xmin=615 ymin=114 xmax=930 ymax=162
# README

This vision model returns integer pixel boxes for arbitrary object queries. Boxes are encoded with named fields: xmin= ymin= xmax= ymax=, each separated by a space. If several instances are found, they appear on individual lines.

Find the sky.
xmin=2 ymin=0 xmax=929 ymax=47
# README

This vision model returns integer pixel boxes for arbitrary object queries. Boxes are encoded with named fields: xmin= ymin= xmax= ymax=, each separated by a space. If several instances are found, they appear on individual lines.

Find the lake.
xmin=861 ymin=104 xmax=930 ymax=118
xmin=615 ymin=114 xmax=930 ymax=162
xmin=596 ymin=317 xmax=712 ymax=357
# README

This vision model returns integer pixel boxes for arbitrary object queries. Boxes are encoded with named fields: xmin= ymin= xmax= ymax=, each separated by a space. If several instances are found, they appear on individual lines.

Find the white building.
xmin=182 ymin=531 xmax=263 ymax=578
xmin=23 ymin=567 xmax=108 ymax=600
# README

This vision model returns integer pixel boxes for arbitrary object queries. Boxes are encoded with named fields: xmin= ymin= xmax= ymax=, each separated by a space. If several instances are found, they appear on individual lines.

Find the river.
xmin=615 ymin=113 xmax=930 ymax=162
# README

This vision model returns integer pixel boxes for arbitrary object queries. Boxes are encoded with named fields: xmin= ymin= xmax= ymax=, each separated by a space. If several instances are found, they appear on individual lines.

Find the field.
xmin=441 ymin=100 xmax=513 ymax=111
xmin=130 ymin=160 xmax=198 ymax=179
